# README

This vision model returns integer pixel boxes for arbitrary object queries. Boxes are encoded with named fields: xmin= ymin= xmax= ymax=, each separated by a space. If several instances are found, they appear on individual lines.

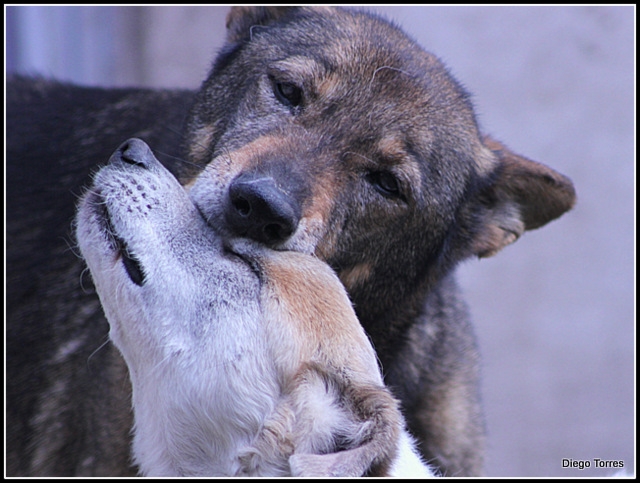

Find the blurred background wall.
xmin=5 ymin=6 xmax=634 ymax=477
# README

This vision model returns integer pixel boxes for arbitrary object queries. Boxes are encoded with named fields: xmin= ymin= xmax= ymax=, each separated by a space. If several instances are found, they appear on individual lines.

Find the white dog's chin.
xmin=77 ymin=141 xmax=275 ymax=476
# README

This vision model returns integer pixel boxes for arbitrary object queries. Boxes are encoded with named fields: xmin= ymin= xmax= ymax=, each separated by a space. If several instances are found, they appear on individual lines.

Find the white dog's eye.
xmin=121 ymin=248 xmax=145 ymax=286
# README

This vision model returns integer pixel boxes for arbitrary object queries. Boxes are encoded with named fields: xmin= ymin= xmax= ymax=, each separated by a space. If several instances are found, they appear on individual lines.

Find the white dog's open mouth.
xmin=90 ymin=190 xmax=146 ymax=286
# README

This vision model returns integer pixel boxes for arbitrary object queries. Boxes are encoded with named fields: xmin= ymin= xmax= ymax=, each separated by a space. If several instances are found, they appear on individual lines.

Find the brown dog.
xmin=7 ymin=7 xmax=575 ymax=476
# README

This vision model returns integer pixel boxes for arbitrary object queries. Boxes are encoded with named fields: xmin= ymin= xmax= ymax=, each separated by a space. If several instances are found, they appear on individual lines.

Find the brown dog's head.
xmin=186 ymin=7 xmax=575 ymax=323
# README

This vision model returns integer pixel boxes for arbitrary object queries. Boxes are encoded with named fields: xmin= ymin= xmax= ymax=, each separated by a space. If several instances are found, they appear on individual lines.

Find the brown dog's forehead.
xmin=248 ymin=8 xmax=463 ymax=96
xmin=190 ymin=6 xmax=484 ymax=174
xmin=187 ymin=6 xmax=495 ymax=258
xmin=257 ymin=17 xmax=478 ymax=149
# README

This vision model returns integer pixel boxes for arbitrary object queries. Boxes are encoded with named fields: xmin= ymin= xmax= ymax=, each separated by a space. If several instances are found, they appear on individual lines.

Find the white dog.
xmin=76 ymin=139 xmax=434 ymax=477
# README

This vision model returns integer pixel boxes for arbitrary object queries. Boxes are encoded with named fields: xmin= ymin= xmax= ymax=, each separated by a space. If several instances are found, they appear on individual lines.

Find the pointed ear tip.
xmin=226 ymin=6 xmax=298 ymax=27
xmin=525 ymin=194 xmax=576 ymax=231
xmin=552 ymin=174 xmax=578 ymax=215
xmin=517 ymin=163 xmax=577 ymax=226
xmin=565 ymin=187 xmax=577 ymax=211
xmin=225 ymin=7 xmax=298 ymax=41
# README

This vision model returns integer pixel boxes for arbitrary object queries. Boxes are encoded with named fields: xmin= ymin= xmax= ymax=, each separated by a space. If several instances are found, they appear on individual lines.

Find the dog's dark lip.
xmin=194 ymin=203 xmax=261 ymax=276
xmin=90 ymin=190 xmax=146 ymax=286
xmin=223 ymin=243 xmax=251 ymax=266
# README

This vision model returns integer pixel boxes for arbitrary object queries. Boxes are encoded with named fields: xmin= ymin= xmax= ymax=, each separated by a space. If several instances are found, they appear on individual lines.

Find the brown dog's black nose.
xmin=226 ymin=174 xmax=301 ymax=245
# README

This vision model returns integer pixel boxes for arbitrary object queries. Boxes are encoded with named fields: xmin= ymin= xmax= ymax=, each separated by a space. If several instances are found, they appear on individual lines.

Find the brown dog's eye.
xmin=273 ymin=81 xmax=303 ymax=109
xmin=367 ymin=171 xmax=402 ymax=199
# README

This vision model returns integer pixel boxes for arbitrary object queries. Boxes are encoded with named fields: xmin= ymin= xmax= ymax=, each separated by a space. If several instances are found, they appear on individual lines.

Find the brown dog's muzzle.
xmin=226 ymin=172 xmax=302 ymax=246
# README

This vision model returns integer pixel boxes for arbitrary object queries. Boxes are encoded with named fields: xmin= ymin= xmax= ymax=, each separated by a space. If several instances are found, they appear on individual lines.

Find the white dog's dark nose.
xmin=103 ymin=138 xmax=158 ymax=287
xmin=111 ymin=138 xmax=155 ymax=169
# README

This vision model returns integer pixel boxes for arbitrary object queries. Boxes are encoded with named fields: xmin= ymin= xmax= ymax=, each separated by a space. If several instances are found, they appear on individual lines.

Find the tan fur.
xmin=259 ymin=249 xmax=380 ymax=376
xmin=338 ymin=262 xmax=374 ymax=291
xmin=229 ymin=241 xmax=429 ymax=476
xmin=271 ymin=56 xmax=326 ymax=85
xmin=188 ymin=124 xmax=218 ymax=168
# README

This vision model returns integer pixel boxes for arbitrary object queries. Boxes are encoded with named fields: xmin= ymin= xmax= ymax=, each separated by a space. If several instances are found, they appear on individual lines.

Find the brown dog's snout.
xmin=226 ymin=173 xmax=302 ymax=245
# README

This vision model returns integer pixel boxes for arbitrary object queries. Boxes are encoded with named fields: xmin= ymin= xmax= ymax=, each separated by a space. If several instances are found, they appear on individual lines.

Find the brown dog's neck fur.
xmin=346 ymin=267 xmax=449 ymax=370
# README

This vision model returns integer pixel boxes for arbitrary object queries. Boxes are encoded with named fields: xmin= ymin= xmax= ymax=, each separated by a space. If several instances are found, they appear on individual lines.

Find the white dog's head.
xmin=76 ymin=139 xmax=433 ymax=477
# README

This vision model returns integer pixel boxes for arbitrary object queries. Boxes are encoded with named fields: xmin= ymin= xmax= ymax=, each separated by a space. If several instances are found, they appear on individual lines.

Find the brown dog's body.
xmin=7 ymin=7 xmax=575 ymax=476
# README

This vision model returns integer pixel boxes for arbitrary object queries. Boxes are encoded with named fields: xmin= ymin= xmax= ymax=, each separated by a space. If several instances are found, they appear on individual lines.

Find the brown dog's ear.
xmin=473 ymin=135 xmax=576 ymax=258
xmin=225 ymin=7 xmax=299 ymax=43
